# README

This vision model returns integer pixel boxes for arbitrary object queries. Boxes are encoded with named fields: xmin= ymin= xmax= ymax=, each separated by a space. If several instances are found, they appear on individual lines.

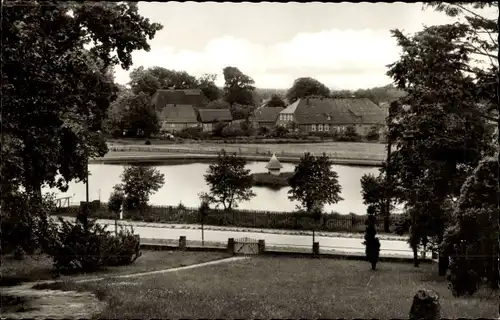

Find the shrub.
xmin=365 ymin=125 xmax=381 ymax=141
xmin=258 ymin=126 xmax=270 ymax=135
xmin=274 ymin=126 xmax=289 ymax=137
xmin=212 ymin=121 xmax=227 ymax=137
xmin=339 ymin=125 xmax=361 ymax=142
xmin=177 ymin=127 xmax=204 ymax=139
xmin=221 ymin=122 xmax=246 ymax=137
xmin=251 ymin=172 xmax=293 ymax=189
xmin=47 ymin=217 xmax=141 ymax=274
xmin=144 ymin=140 xmax=151 ymax=145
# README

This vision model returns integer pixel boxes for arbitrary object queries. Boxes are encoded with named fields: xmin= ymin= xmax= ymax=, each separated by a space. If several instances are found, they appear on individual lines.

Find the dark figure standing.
xmin=364 ymin=205 xmax=381 ymax=270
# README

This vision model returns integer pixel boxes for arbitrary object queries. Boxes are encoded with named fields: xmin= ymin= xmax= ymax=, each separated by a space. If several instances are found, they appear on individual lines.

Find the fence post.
xmin=313 ymin=242 xmax=319 ymax=256
xmin=258 ymin=240 xmax=265 ymax=254
xmin=228 ymin=238 xmax=235 ymax=255
xmin=179 ymin=236 xmax=186 ymax=250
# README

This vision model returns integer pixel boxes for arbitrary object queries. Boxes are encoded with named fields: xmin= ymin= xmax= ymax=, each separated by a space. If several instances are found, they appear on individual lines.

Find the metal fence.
xmin=54 ymin=203 xmax=406 ymax=234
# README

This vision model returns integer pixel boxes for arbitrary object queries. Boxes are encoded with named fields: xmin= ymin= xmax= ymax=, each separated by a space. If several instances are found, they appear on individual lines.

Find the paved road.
xmin=61 ymin=217 xmax=418 ymax=258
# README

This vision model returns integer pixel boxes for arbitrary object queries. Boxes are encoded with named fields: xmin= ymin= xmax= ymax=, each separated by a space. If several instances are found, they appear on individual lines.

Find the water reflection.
xmin=44 ymin=161 xmax=381 ymax=214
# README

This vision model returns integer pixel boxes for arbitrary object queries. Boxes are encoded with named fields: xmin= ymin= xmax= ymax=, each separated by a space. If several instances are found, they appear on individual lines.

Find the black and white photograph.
xmin=1 ymin=1 xmax=499 ymax=319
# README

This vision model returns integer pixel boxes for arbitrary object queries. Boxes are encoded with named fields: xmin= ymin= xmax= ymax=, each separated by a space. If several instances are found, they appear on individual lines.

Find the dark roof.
xmin=160 ymin=105 xmax=198 ymax=123
xmin=198 ymin=109 xmax=233 ymax=122
xmin=250 ymin=106 xmax=284 ymax=123
xmin=286 ymin=97 xmax=386 ymax=125
xmin=151 ymin=89 xmax=208 ymax=111
xmin=266 ymin=154 xmax=283 ymax=170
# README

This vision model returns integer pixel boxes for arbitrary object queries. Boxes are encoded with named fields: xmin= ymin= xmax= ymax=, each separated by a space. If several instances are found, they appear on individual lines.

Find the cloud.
xmin=114 ymin=29 xmax=401 ymax=90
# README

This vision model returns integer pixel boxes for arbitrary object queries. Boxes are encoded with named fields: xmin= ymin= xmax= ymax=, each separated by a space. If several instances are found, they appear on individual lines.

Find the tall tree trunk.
xmin=496 ymin=3 xmax=500 ymax=300
xmin=201 ymin=219 xmax=204 ymax=246
xmin=384 ymin=139 xmax=392 ymax=233
xmin=437 ymin=234 xmax=448 ymax=276
xmin=413 ymin=245 xmax=420 ymax=268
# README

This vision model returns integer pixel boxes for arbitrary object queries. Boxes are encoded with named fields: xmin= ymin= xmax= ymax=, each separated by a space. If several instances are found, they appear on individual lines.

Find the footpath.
xmin=55 ymin=216 xmax=407 ymax=241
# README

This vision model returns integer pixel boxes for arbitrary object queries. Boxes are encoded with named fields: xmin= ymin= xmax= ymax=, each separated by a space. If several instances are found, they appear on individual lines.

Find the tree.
xmin=230 ymin=103 xmax=255 ymax=121
xmin=222 ymin=66 xmax=256 ymax=107
xmin=385 ymin=2 xmax=496 ymax=276
xmin=288 ymin=153 xmax=343 ymax=244
xmin=114 ymin=166 xmax=165 ymax=213
xmin=105 ymin=91 xmax=160 ymax=138
xmin=441 ymin=157 xmax=499 ymax=296
xmin=267 ymin=94 xmax=287 ymax=108
xmin=200 ymin=150 xmax=255 ymax=211
xmin=363 ymin=205 xmax=381 ymax=270
xmin=1 ymin=1 xmax=162 ymax=250
xmin=108 ymin=189 xmax=125 ymax=235
xmin=197 ymin=73 xmax=222 ymax=101
xmin=198 ymin=196 xmax=211 ymax=246
xmin=206 ymin=99 xmax=231 ymax=109
xmin=120 ymin=92 xmax=161 ymax=137
xmin=129 ymin=66 xmax=199 ymax=96
xmin=360 ymin=173 xmax=386 ymax=218
xmin=286 ymin=77 xmax=330 ymax=104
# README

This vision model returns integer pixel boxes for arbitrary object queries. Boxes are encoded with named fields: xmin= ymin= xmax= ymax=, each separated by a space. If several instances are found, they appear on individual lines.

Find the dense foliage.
xmin=200 ymin=150 xmax=255 ymax=210
xmin=113 ymin=166 xmax=166 ymax=213
xmin=1 ymin=1 xmax=162 ymax=253
xmin=286 ymin=77 xmax=331 ymax=104
xmin=223 ymin=66 xmax=257 ymax=107
xmin=47 ymin=217 xmax=141 ymax=274
xmin=381 ymin=2 xmax=498 ymax=279
xmin=105 ymin=91 xmax=160 ymax=138
xmin=288 ymin=153 xmax=343 ymax=242
xmin=266 ymin=94 xmax=287 ymax=108
xmin=441 ymin=157 xmax=499 ymax=296
xmin=1 ymin=191 xmax=57 ymax=255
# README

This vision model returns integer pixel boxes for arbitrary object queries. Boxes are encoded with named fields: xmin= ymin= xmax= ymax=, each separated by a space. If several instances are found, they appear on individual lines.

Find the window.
xmin=324 ymin=124 xmax=329 ymax=131
xmin=288 ymin=114 xmax=292 ymax=121
xmin=318 ymin=124 xmax=323 ymax=131
xmin=311 ymin=124 xmax=316 ymax=132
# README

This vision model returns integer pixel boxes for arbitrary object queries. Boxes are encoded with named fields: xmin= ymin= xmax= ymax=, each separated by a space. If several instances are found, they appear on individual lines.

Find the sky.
xmin=112 ymin=2 xmax=485 ymax=91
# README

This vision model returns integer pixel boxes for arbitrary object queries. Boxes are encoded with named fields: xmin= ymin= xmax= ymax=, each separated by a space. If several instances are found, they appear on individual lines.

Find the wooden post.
xmin=313 ymin=242 xmax=319 ymax=256
xmin=228 ymin=238 xmax=235 ymax=255
xmin=179 ymin=236 xmax=186 ymax=250
xmin=258 ymin=240 xmax=265 ymax=254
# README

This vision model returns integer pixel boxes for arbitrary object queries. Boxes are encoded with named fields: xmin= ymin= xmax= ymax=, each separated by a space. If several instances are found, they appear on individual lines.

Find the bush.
xmin=365 ymin=125 xmax=381 ymax=141
xmin=47 ymin=217 xmax=141 ymax=274
xmin=221 ymin=122 xmax=246 ymax=137
xmin=144 ymin=140 xmax=151 ymax=145
xmin=339 ymin=126 xmax=361 ymax=142
xmin=251 ymin=172 xmax=294 ymax=189
xmin=177 ymin=127 xmax=204 ymax=139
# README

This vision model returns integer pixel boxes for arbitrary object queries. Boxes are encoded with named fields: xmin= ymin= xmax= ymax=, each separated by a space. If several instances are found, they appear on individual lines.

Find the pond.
xmin=44 ymin=161 xmax=382 ymax=215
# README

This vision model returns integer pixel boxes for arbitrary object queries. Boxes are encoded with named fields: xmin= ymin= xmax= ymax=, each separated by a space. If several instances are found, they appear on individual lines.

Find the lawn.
xmin=108 ymin=141 xmax=386 ymax=160
xmin=0 ymin=250 xmax=230 ymax=284
xmin=36 ymin=257 xmax=497 ymax=319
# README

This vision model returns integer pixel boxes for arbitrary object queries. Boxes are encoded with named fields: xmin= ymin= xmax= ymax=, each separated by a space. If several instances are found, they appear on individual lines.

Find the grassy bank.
xmin=107 ymin=141 xmax=386 ymax=162
xmin=251 ymin=172 xmax=293 ymax=189
xmin=33 ymin=257 xmax=497 ymax=319
xmin=54 ymin=204 xmax=405 ymax=234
